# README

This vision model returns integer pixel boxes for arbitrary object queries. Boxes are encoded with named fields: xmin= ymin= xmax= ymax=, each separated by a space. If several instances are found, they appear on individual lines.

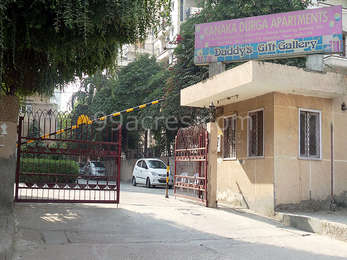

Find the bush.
xmin=20 ymin=158 xmax=79 ymax=184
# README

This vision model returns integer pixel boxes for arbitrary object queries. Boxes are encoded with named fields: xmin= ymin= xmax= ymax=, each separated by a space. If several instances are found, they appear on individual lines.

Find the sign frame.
xmin=194 ymin=6 xmax=343 ymax=65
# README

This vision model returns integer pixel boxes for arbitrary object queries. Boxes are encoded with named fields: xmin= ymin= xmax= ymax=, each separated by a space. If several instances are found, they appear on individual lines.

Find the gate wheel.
xmin=132 ymin=176 xmax=137 ymax=186
xmin=146 ymin=178 xmax=151 ymax=188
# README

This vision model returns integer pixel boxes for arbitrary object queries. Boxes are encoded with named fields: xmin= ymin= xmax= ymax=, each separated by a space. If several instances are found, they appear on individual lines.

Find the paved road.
xmin=13 ymin=184 xmax=347 ymax=260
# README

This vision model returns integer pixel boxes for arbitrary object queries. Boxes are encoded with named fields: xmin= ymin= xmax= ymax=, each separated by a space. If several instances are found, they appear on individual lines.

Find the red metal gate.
xmin=15 ymin=111 xmax=121 ymax=204
xmin=174 ymin=125 xmax=208 ymax=206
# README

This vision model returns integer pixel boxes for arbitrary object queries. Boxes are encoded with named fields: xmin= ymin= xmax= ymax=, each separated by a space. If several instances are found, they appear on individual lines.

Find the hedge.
xmin=20 ymin=158 xmax=79 ymax=184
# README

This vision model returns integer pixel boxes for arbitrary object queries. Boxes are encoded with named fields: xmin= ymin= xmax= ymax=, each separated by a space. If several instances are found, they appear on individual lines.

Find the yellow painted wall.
xmin=215 ymin=90 xmax=347 ymax=214
xmin=332 ymin=96 xmax=347 ymax=202
xmin=216 ymin=93 xmax=275 ymax=216
xmin=273 ymin=93 xmax=333 ymax=206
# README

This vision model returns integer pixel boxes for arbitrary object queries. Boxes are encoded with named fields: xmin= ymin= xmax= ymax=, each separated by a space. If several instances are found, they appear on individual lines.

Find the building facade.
xmin=181 ymin=60 xmax=347 ymax=216
xmin=21 ymin=95 xmax=58 ymax=114
xmin=181 ymin=2 xmax=347 ymax=215
xmin=118 ymin=0 xmax=202 ymax=67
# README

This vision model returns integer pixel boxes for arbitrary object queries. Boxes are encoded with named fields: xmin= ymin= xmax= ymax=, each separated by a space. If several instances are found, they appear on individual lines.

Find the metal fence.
xmin=174 ymin=125 xmax=208 ymax=206
xmin=15 ymin=110 xmax=121 ymax=204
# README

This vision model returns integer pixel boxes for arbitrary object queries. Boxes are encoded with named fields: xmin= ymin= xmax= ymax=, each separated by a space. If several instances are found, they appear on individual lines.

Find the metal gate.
xmin=174 ymin=125 xmax=208 ymax=206
xmin=15 ymin=111 xmax=121 ymax=204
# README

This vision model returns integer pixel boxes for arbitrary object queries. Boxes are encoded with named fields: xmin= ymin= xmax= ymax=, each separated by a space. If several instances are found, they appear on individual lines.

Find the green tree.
xmin=71 ymin=54 xmax=170 ymax=154
xmin=0 ymin=0 xmax=171 ymax=209
xmin=70 ymin=71 xmax=115 ymax=120
xmin=0 ymin=0 xmax=171 ymax=96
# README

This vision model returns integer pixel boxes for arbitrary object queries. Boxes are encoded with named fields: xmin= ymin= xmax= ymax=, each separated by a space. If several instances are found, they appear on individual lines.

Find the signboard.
xmin=194 ymin=6 xmax=343 ymax=65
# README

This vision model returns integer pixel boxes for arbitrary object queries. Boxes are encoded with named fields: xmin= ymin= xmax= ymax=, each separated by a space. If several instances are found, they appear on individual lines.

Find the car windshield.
xmin=91 ymin=162 xmax=105 ymax=168
xmin=147 ymin=160 xmax=166 ymax=169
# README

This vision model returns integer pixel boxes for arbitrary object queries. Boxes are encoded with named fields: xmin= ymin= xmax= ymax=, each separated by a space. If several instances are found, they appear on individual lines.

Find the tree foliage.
xmin=71 ymin=54 xmax=170 ymax=151
xmin=86 ymin=55 xmax=169 ymax=116
xmin=0 ymin=0 xmax=171 ymax=96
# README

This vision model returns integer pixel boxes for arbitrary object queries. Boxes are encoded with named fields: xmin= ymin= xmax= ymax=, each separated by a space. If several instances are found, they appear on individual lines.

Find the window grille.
xmin=299 ymin=110 xmax=321 ymax=159
xmin=223 ymin=116 xmax=237 ymax=159
xmin=248 ymin=110 xmax=264 ymax=157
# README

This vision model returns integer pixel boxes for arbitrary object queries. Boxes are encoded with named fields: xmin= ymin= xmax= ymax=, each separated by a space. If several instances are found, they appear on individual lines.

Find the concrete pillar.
xmin=209 ymin=62 xmax=225 ymax=78
xmin=0 ymin=95 xmax=19 ymax=211
xmin=207 ymin=122 xmax=217 ymax=208
xmin=306 ymin=54 xmax=324 ymax=72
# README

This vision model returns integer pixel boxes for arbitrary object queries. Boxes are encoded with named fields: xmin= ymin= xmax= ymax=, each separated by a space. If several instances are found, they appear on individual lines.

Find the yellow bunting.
xmin=139 ymin=104 xmax=147 ymax=109
xmin=112 ymin=112 xmax=121 ymax=117
xmin=126 ymin=108 xmax=134 ymax=113
xmin=152 ymin=100 xmax=159 ymax=105
xmin=56 ymin=129 xmax=65 ymax=135
xmin=77 ymin=115 xmax=92 ymax=126
xmin=99 ymin=116 xmax=106 ymax=121
xmin=72 ymin=125 xmax=78 ymax=130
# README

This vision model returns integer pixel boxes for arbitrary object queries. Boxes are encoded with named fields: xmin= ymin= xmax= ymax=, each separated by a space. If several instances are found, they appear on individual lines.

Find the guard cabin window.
xmin=299 ymin=109 xmax=321 ymax=160
xmin=248 ymin=109 xmax=264 ymax=157
xmin=223 ymin=116 xmax=237 ymax=160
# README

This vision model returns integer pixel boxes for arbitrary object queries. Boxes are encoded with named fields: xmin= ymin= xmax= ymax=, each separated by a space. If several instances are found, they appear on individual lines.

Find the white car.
xmin=83 ymin=161 xmax=106 ymax=177
xmin=132 ymin=158 xmax=173 ymax=188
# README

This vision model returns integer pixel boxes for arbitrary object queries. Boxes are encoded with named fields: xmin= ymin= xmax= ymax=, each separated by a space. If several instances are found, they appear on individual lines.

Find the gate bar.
xmin=21 ymin=98 xmax=164 ymax=145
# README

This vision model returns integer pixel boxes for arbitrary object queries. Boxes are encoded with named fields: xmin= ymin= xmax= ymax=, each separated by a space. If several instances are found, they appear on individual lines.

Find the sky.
xmin=52 ymin=79 xmax=80 ymax=112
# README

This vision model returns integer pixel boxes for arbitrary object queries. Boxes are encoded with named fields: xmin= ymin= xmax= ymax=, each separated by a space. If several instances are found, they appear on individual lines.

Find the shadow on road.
xmin=13 ymin=201 xmax=347 ymax=260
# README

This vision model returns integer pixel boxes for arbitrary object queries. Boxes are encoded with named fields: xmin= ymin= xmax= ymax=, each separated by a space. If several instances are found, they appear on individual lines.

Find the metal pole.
xmin=330 ymin=123 xmax=336 ymax=211
xmin=165 ymin=158 xmax=169 ymax=199
xmin=198 ymin=133 xmax=202 ymax=199
xmin=205 ymin=130 xmax=209 ymax=207
xmin=117 ymin=125 xmax=122 ymax=204
xmin=174 ymin=135 xmax=177 ymax=198
xmin=14 ymin=116 xmax=24 ymax=202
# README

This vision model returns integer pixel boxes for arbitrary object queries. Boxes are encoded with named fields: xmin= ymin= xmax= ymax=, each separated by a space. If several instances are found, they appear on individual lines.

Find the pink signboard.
xmin=194 ymin=6 xmax=343 ymax=65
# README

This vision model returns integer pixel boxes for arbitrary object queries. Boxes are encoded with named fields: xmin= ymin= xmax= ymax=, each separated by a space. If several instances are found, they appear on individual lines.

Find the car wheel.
xmin=146 ymin=178 xmax=151 ymax=188
xmin=132 ymin=176 xmax=137 ymax=186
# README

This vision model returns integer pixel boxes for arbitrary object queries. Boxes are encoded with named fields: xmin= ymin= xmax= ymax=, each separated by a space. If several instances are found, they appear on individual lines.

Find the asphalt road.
xmin=13 ymin=183 xmax=347 ymax=260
